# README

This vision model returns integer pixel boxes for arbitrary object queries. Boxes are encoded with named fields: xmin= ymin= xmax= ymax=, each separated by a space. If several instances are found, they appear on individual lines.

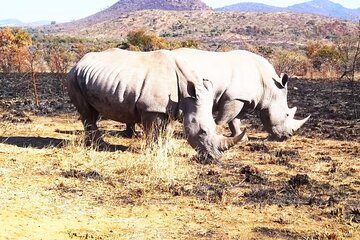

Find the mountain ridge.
xmin=79 ymin=0 xmax=211 ymax=24
xmin=0 ymin=19 xmax=51 ymax=27
xmin=217 ymin=0 xmax=360 ymax=21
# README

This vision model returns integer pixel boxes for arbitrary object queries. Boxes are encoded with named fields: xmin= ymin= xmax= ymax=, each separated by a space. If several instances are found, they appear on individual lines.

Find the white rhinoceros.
xmin=126 ymin=48 xmax=310 ymax=140
xmin=67 ymin=48 xmax=244 ymax=158
xmin=174 ymin=48 xmax=310 ymax=140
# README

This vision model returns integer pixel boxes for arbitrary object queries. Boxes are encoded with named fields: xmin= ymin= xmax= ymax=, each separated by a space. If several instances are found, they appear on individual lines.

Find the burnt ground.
xmin=0 ymin=73 xmax=359 ymax=142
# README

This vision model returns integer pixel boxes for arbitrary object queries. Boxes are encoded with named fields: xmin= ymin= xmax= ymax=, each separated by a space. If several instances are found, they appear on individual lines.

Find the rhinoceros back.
xmin=67 ymin=49 xmax=180 ymax=124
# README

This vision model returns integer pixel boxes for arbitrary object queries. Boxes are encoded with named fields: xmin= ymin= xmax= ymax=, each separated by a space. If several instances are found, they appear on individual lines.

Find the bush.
xmin=305 ymin=41 xmax=340 ymax=71
xmin=271 ymin=50 xmax=308 ymax=77
xmin=119 ymin=30 xmax=201 ymax=51
xmin=119 ymin=30 xmax=167 ymax=51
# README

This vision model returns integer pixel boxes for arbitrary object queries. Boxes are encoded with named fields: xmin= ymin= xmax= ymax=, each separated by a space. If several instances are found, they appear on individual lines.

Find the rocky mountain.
xmin=78 ymin=0 xmax=211 ymax=24
xmin=217 ymin=0 xmax=360 ymax=21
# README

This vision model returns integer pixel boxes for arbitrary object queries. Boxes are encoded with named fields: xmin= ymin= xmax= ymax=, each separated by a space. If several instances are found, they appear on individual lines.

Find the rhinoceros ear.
xmin=273 ymin=78 xmax=285 ymax=89
xmin=186 ymin=81 xmax=197 ymax=99
xmin=273 ymin=74 xmax=289 ymax=90
xmin=281 ymin=73 xmax=289 ymax=87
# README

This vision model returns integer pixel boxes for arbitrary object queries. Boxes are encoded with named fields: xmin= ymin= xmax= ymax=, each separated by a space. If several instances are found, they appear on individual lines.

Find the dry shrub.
xmin=271 ymin=49 xmax=308 ymax=77
xmin=60 ymin=124 xmax=196 ymax=195
xmin=119 ymin=125 xmax=196 ymax=189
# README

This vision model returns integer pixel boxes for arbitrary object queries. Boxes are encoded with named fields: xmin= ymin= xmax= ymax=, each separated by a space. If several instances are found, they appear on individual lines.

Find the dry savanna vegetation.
xmin=1 ymin=8 xmax=360 ymax=239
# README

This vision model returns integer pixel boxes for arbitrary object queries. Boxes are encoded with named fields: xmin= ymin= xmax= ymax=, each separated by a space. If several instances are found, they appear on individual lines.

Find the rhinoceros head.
xmin=182 ymin=79 xmax=244 ymax=158
xmin=260 ymin=74 xmax=310 ymax=140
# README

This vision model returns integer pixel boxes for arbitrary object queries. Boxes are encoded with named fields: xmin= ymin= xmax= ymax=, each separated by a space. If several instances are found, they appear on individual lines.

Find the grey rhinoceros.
xmin=67 ymin=48 xmax=244 ymax=158
xmin=126 ymin=48 xmax=310 ymax=140
xmin=175 ymin=48 xmax=310 ymax=140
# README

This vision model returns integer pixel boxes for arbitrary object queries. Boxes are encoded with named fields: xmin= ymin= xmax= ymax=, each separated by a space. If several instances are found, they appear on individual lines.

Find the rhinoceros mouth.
xmin=267 ymin=134 xmax=290 ymax=142
xmin=187 ymin=130 xmax=245 ymax=159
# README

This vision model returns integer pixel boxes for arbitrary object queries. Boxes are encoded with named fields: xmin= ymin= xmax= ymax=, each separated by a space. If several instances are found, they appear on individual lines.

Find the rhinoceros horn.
xmin=291 ymin=115 xmax=311 ymax=132
xmin=218 ymin=129 xmax=247 ymax=151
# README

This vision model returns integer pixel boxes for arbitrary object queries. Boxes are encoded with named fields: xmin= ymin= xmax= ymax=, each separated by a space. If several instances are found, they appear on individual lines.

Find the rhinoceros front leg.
xmin=215 ymin=100 xmax=248 ymax=140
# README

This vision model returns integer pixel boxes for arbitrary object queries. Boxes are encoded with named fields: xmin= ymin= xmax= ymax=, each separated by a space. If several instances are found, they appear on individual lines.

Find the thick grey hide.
xmin=173 ymin=48 xmax=310 ymax=140
xmin=67 ymin=48 xmax=243 ymax=158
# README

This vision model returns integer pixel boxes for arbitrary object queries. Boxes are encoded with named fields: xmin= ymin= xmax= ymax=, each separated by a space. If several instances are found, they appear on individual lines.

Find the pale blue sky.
xmin=0 ymin=0 xmax=359 ymax=22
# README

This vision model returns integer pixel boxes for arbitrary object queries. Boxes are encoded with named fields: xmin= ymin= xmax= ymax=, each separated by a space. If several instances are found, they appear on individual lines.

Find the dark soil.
xmin=1 ymin=73 xmax=359 ymax=141
xmin=243 ymin=79 xmax=360 ymax=141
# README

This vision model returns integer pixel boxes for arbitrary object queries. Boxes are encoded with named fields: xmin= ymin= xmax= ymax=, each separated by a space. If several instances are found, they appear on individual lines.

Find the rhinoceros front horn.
xmin=292 ymin=115 xmax=311 ymax=132
xmin=218 ymin=129 xmax=247 ymax=151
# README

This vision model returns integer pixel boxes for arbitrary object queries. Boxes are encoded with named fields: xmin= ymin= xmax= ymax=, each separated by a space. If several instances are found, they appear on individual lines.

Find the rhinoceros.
xmin=126 ymin=48 xmax=310 ymax=140
xmin=175 ymin=48 xmax=310 ymax=140
xmin=67 ymin=48 xmax=244 ymax=158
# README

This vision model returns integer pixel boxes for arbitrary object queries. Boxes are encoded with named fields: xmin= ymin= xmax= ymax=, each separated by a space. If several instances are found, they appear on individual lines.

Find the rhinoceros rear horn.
xmin=292 ymin=115 xmax=311 ymax=131
xmin=218 ymin=129 xmax=247 ymax=151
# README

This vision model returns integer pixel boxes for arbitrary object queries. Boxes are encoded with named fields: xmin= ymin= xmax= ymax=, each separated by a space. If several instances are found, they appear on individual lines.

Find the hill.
xmin=217 ymin=0 xmax=360 ymax=21
xmin=43 ymin=10 xmax=358 ymax=50
xmin=0 ymin=18 xmax=51 ymax=27
xmin=0 ymin=19 xmax=23 ymax=27
xmin=69 ymin=0 xmax=211 ymax=27
xmin=216 ymin=3 xmax=282 ymax=13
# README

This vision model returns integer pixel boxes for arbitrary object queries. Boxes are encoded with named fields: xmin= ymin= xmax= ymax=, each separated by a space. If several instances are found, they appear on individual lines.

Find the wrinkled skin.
xmin=259 ymin=75 xmax=311 ymax=140
xmin=182 ymin=80 xmax=246 ymax=157
xmin=172 ymin=48 xmax=310 ymax=141
xmin=67 ymin=49 xmax=243 ymax=158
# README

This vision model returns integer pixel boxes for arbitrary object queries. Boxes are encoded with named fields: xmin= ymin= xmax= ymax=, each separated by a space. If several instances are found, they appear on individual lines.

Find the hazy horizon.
xmin=0 ymin=0 xmax=359 ymax=23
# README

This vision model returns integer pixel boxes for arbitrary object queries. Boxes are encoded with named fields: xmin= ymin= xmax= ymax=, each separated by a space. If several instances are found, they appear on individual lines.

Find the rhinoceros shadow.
xmin=0 ymin=136 xmax=128 ymax=152
xmin=55 ymin=129 xmax=139 ymax=139
xmin=0 ymin=136 xmax=65 ymax=149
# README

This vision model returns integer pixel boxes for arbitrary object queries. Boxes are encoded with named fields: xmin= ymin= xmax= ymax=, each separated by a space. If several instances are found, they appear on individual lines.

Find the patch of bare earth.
xmin=0 ymin=74 xmax=359 ymax=239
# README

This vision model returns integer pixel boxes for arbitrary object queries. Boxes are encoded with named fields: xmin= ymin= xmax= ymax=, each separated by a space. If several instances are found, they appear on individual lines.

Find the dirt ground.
xmin=0 ymin=73 xmax=359 ymax=239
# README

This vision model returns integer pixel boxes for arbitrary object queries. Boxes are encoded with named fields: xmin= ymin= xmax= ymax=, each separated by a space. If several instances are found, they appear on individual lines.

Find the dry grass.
xmin=0 ymin=111 xmax=359 ymax=239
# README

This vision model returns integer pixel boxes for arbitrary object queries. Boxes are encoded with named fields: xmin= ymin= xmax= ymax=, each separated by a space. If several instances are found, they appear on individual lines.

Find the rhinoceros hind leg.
xmin=141 ymin=112 xmax=168 ymax=143
xmin=123 ymin=123 xmax=140 ymax=138
xmin=80 ymin=107 xmax=102 ymax=147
